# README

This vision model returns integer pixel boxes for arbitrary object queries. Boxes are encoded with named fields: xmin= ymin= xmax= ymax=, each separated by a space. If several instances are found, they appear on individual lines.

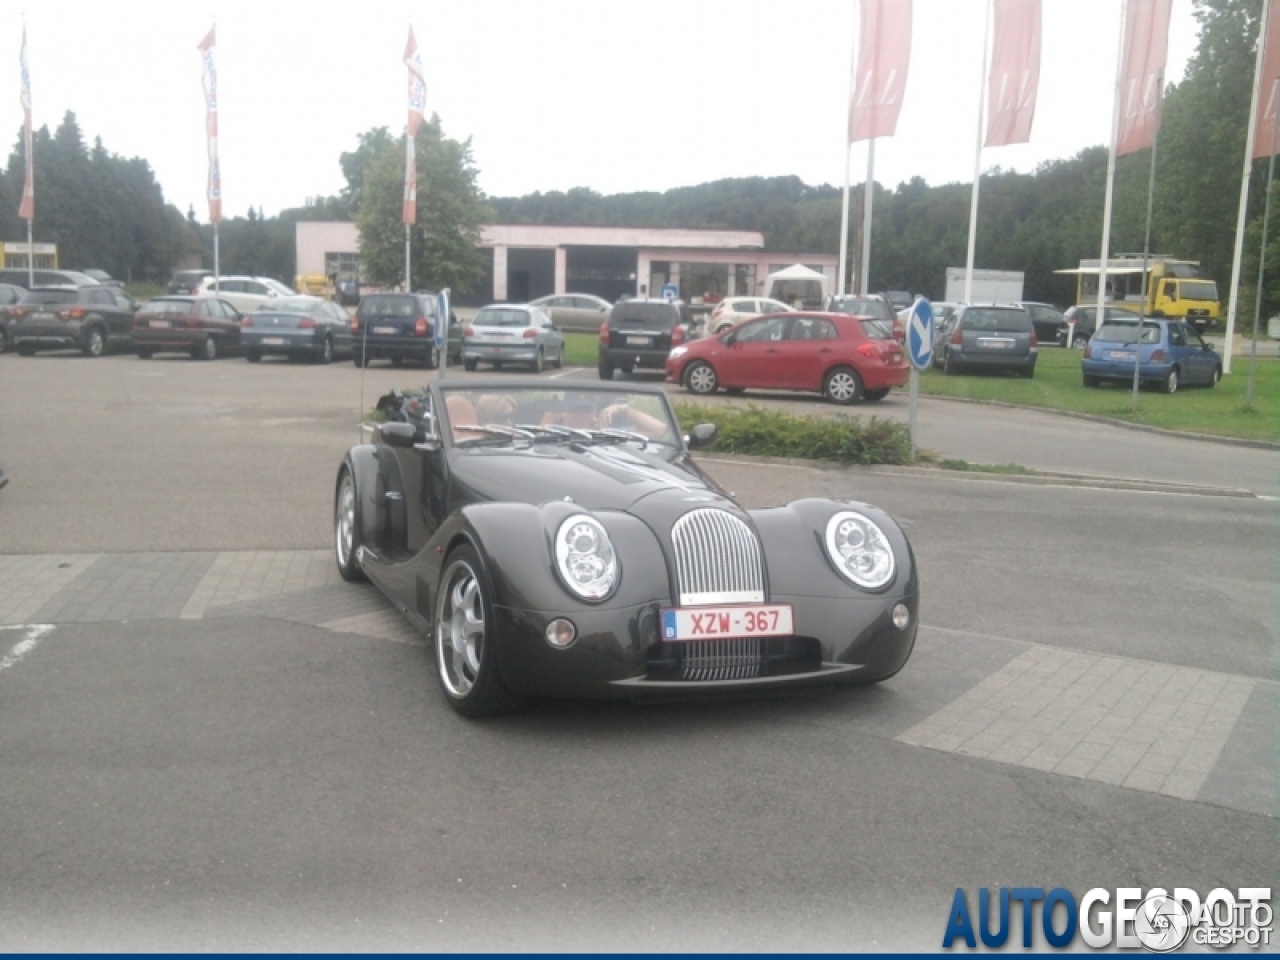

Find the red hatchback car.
xmin=665 ymin=312 xmax=909 ymax=404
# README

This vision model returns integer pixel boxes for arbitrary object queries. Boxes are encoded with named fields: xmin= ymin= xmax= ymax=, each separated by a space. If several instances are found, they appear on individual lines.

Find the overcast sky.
xmin=1 ymin=0 xmax=1202 ymax=221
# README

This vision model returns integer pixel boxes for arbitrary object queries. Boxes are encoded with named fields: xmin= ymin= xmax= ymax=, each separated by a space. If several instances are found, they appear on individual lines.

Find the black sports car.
xmin=334 ymin=380 xmax=919 ymax=717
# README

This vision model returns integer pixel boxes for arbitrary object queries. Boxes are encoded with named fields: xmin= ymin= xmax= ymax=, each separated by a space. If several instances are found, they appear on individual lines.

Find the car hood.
xmin=450 ymin=441 xmax=732 ymax=514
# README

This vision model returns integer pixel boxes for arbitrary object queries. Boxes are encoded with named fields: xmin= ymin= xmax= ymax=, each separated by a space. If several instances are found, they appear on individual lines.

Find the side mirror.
xmin=685 ymin=422 xmax=718 ymax=450
xmin=379 ymin=421 xmax=418 ymax=449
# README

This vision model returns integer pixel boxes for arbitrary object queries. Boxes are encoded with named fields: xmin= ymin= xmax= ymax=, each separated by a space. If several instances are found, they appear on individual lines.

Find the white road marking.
xmin=549 ymin=368 xmax=577 ymax=380
xmin=0 ymin=624 xmax=55 ymax=675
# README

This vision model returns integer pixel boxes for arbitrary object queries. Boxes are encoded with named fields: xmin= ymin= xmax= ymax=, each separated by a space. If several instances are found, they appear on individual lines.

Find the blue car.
xmin=1081 ymin=318 xmax=1222 ymax=393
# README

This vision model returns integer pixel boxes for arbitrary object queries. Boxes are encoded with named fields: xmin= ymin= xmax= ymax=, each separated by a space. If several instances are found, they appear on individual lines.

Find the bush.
xmin=674 ymin=402 xmax=912 ymax=465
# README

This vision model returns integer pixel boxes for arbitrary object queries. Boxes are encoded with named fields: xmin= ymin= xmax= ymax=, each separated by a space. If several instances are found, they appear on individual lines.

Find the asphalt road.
xmin=0 ymin=354 xmax=1275 ymax=950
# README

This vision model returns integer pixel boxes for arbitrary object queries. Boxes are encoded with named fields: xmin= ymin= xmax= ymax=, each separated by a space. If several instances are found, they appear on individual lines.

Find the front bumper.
xmin=490 ymin=591 xmax=918 ymax=701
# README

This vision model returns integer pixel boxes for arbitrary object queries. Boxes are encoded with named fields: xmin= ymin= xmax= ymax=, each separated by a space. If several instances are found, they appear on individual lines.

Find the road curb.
xmin=697 ymin=453 xmax=1260 ymax=499
xmin=918 ymin=393 xmax=1280 ymax=452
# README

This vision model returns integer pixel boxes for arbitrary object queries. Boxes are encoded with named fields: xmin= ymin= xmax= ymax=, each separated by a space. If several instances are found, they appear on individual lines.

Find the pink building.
xmin=294 ymin=221 xmax=836 ymax=306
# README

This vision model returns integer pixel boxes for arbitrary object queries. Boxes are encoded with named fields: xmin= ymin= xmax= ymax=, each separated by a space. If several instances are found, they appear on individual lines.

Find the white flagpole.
xmin=964 ymin=0 xmax=994 ymax=305
xmin=838 ymin=8 xmax=859 ymax=298
xmin=1090 ymin=0 xmax=1130 ymax=349
xmin=1225 ymin=0 xmax=1271 ymax=376
xmin=1246 ymin=77 xmax=1280 ymax=408
xmin=860 ymin=140 xmax=875 ymax=295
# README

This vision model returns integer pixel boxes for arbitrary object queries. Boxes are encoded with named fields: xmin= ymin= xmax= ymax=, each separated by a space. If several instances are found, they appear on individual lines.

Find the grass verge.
xmin=919 ymin=347 xmax=1278 ymax=443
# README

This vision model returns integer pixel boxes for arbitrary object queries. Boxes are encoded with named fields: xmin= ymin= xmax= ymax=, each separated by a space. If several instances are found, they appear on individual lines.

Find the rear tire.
xmin=427 ymin=345 xmax=439 ymax=370
xmin=17 ymin=344 xmax=35 ymax=357
xmin=192 ymin=336 xmax=217 ymax=361
xmin=944 ymin=351 xmax=958 ymax=375
xmin=464 ymin=358 xmax=478 ymax=372
xmin=83 ymin=326 xmax=106 ymax=358
xmin=684 ymin=361 xmax=718 ymax=395
xmin=597 ymin=357 xmax=614 ymax=380
xmin=1163 ymin=366 xmax=1180 ymax=394
xmin=532 ymin=349 xmax=543 ymax=374
xmin=552 ymin=346 xmax=564 ymax=369
xmin=1209 ymin=365 xmax=1221 ymax=388
xmin=1083 ymin=374 xmax=1100 ymax=388
xmin=862 ymin=388 xmax=890 ymax=403
xmin=390 ymin=356 xmax=403 ymax=368
xmin=137 ymin=348 xmax=153 ymax=359
xmin=317 ymin=335 xmax=333 ymax=364
xmin=823 ymin=366 xmax=863 ymax=405
xmin=246 ymin=349 xmax=262 ymax=363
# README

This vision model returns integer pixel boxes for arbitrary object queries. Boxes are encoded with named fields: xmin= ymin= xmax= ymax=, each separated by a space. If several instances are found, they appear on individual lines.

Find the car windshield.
xmin=256 ymin=298 xmax=318 ymax=315
xmin=139 ymin=299 xmax=191 ymax=314
xmin=474 ymin=309 xmax=532 ymax=328
xmin=440 ymin=386 xmax=678 ymax=447
xmin=962 ymin=308 xmax=1032 ymax=332
xmin=1095 ymin=321 xmax=1161 ymax=343
xmin=22 ymin=289 xmax=78 ymax=305
xmin=1180 ymin=280 xmax=1218 ymax=301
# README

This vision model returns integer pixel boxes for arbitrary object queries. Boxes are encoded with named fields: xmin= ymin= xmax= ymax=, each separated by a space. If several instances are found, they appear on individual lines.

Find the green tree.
xmin=354 ymin=117 xmax=488 ymax=293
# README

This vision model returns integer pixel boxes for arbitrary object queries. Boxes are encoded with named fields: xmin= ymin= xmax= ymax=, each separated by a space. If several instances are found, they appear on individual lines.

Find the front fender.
xmin=342 ymin=445 xmax=383 ymax=551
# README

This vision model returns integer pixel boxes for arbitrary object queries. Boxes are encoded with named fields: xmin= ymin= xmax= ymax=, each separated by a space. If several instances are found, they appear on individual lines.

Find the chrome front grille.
xmin=680 ymin=638 xmax=762 ymax=681
xmin=670 ymin=508 xmax=765 ymax=606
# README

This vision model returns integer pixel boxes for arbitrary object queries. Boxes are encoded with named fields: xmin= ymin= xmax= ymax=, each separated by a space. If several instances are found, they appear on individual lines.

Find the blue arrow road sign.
xmin=907 ymin=298 xmax=934 ymax=371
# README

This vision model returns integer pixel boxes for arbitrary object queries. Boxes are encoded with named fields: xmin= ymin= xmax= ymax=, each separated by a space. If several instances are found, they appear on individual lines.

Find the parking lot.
xmin=0 ymin=353 xmax=1276 ymax=950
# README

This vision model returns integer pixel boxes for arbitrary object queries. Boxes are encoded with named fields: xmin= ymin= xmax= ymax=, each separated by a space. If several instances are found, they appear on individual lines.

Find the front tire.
xmin=83 ymin=326 xmax=106 ymax=358
xmin=684 ymin=360 xmax=718 ymax=395
xmin=823 ymin=366 xmax=862 ymax=405
xmin=434 ymin=545 xmax=522 ymax=718
xmin=334 ymin=468 xmax=367 ymax=583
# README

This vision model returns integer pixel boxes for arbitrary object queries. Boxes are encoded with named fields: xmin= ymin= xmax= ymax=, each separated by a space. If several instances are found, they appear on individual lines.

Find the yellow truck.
xmin=295 ymin=273 xmax=335 ymax=299
xmin=1055 ymin=256 xmax=1221 ymax=331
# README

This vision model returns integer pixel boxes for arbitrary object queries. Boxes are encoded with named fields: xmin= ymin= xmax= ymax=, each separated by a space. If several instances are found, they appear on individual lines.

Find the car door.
xmin=723 ymin=315 xmax=792 ymax=388
xmin=1180 ymin=324 xmax=1217 ymax=383
xmin=771 ymin=316 xmax=837 ymax=390
xmin=86 ymin=288 xmax=123 ymax=344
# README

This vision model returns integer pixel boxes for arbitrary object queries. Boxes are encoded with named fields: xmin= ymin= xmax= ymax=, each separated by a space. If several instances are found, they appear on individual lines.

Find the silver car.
xmin=462 ymin=304 xmax=565 ymax=373
xmin=528 ymin=293 xmax=611 ymax=333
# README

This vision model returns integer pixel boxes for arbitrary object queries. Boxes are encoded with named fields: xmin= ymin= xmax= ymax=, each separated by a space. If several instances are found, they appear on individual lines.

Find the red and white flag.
xmin=197 ymin=25 xmax=222 ymax=224
xmin=985 ymin=0 xmax=1041 ymax=148
xmin=403 ymin=27 xmax=427 ymax=225
xmin=1116 ymin=0 xmax=1173 ymax=157
xmin=848 ymin=0 xmax=912 ymax=143
xmin=1252 ymin=1 xmax=1280 ymax=157
xmin=18 ymin=24 xmax=33 ymax=221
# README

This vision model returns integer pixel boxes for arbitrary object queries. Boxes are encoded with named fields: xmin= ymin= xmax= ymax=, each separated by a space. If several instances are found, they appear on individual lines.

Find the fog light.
xmin=892 ymin=603 xmax=910 ymax=630
xmin=545 ymin=618 xmax=577 ymax=649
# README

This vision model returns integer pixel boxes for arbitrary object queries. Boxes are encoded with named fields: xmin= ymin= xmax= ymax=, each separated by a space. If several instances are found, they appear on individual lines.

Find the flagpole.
xmin=964 ymin=0 xmax=994 ymax=305
xmin=860 ymin=140 xmax=875 ymax=295
xmin=1089 ymin=0 xmax=1130 ymax=350
xmin=25 ymin=219 xmax=33 ymax=289
xmin=1130 ymin=71 xmax=1164 ymax=411
xmin=1225 ymin=0 xmax=1272 ymax=376
xmin=838 ymin=8 xmax=859 ymax=298
xmin=1247 ymin=77 xmax=1280 ymax=409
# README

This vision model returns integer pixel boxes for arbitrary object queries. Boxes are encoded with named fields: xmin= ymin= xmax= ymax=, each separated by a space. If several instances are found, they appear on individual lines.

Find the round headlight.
xmin=554 ymin=514 xmax=618 ymax=601
xmin=824 ymin=510 xmax=895 ymax=590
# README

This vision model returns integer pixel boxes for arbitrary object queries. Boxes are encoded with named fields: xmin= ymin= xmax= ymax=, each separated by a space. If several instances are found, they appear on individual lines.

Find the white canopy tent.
xmin=761 ymin=264 xmax=829 ymax=308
